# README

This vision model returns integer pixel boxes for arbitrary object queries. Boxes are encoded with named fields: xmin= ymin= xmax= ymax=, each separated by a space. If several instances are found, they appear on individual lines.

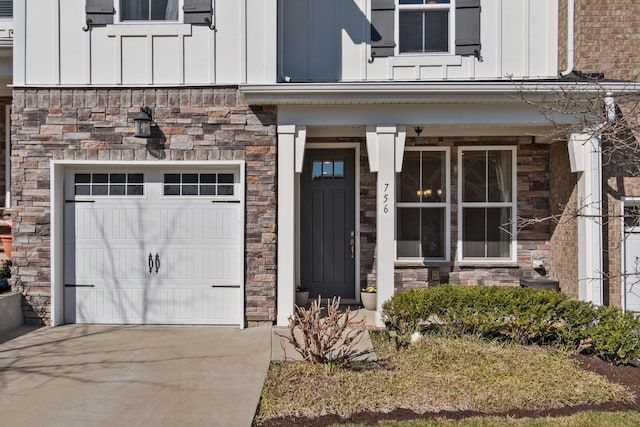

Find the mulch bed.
xmin=258 ymin=354 xmax=640 ymax=427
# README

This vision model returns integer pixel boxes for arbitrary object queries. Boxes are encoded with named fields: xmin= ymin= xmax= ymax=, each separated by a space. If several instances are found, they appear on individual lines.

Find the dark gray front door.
xmin=301 ymin=149 xmax=356 ymax=300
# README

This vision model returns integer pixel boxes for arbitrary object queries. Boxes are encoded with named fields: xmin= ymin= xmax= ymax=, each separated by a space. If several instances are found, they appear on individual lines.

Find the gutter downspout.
xmin=561 ymin=0 xmax=575 ymax=77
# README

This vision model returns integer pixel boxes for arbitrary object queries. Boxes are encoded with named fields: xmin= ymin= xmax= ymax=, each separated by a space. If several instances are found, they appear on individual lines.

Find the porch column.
xmin=277 ymin=125 xmax=296 ymax=326
xmin=276 ymin=125 xmax=306 ymax=326
xmin=568 ymin=133 xmax=604 ymax=305
xmin=367 ymin=125 xmax=406 ymax=327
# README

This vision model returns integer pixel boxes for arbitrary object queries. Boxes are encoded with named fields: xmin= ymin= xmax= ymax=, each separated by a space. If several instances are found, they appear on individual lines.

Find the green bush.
xmin=382 ymin=285 xmax=640 ymax=365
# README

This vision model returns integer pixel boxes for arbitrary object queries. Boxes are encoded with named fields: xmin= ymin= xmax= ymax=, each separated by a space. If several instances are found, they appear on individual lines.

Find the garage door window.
xmin=74 ymin=173 xmax=144 ymax=196
xmin=163 ymin=173 xmax=235 ymax=196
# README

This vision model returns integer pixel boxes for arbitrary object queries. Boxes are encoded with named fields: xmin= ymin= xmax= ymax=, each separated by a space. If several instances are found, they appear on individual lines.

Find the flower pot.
xmin=360 ymin=291 xmax=377 ymax=311
xmin=0 ymin=234 xmax=11 ymax=259
xmin=295 ymin=290 xmax=309 ymax=307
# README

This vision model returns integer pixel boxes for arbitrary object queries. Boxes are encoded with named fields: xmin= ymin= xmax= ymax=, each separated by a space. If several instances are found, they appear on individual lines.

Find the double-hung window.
xmin=396 ymin=148 xmax=450 ymax=260
xmin=371 ymin=0 xmax=480 ymax=59
xmin=398 ymin=0 xmax=453 ymax=54
xmin=120 ymin=0 xmax=179 ymax=21
xmin=459 ymin=147 xmax=516 ymax=261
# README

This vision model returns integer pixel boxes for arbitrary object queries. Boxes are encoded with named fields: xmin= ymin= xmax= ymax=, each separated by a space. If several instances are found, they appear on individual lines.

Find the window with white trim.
xmin=459 ymin=147 xmax=516 ymax=261
xmin=398 ymin=0 xmax=453 ymax=54
xmin=396 ymin=148 xmax=450 ymax=260
xmin=163 ymin=173 xmax=236 ymax=197
xmin=85 ymin=0 xmax=213 ymax=28
xmin=370 ymin=0 xmax=481 ymax=60
xmin=119 ymin=0 xmax=179 ymax=21
xmin=74 ymin=173 xmax=144 ymax=196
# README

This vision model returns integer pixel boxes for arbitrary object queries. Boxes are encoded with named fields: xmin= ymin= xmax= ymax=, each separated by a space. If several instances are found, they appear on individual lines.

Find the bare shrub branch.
xmin=286 ymin=296 xmax=365 ymax=365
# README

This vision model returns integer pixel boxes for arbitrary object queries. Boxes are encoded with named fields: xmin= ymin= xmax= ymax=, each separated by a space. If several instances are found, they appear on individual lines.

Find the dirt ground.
xmin=258 ymin=354 xmax=640 ymax=427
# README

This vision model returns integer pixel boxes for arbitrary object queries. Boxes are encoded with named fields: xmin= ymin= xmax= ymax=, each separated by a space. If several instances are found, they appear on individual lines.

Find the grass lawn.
xmin=254 ymin=333 xmax=634 ymax=425
xmin=333 ymin=411 xmax=640 ymax=427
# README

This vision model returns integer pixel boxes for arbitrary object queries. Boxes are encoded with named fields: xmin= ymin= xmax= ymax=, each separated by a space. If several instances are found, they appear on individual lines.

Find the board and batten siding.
xmin=14 ymin=0 xmax=277 ymax=86
xmin=281 ymin=0 xmax=558 ymax=82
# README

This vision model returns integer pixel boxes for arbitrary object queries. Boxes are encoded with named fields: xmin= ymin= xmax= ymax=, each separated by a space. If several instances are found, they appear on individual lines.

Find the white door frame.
xmin=50 ymin=160 xmax=246 ymax=327
xmin=296 ymin=143 xmax=361 ymax=304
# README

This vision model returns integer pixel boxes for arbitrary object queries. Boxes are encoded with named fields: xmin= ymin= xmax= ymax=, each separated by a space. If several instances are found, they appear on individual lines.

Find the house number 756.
xmin=383 ymin=183 xmax=389 ymax=214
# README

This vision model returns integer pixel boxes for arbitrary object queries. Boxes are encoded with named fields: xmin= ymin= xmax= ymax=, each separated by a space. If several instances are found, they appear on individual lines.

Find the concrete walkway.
xmin=0 ymin=325 xmax=271 ymax=427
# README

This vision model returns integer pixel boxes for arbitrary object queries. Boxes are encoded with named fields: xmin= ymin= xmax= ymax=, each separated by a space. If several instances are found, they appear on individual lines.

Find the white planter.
xmin=360 ymin=291 xmax=377 ymax=311
xmin=295 ymin=290 xmax=309 ymax=307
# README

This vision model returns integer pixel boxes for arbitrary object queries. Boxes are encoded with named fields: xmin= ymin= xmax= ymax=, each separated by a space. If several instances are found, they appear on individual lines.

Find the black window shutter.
xmin=371 ymin=0 xmax=395 ymax=58
xmin=85 ymin=0 xmax=114 ymax=26
xmin=455 ymin=0 xmax=481 ymax=59
xmin=0 ymin=0 xmax=12 ymax=18
xmin=183 ymin=0 xmax=213 ymax=27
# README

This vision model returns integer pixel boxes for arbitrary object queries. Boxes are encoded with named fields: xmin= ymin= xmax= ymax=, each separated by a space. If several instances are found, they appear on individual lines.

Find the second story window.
xmin=371 ymin=0 xmax=480 ymax=60
xmin=398 ymin=0 xmax=452 ymax=54
xmin=120 ymin=0 xmax=179 ymax=21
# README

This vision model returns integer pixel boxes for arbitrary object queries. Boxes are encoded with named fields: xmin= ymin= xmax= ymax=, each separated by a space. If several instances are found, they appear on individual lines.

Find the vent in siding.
xmin=0 ymin=0 xmax=12 ymax=18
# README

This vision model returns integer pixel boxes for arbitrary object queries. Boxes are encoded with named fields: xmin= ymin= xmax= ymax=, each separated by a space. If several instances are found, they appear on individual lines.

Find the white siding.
xmin=19 ymin=0 xmax=277 ymax=86
xmin=282 ymin=0 xmax=559 ymax=82
xmin=25 ymin=0 xmax=58 ymax=84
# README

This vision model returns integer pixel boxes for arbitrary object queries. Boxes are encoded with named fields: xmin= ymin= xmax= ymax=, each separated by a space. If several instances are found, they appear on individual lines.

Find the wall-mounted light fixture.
xmin=134 ymin=107 xmax=153 ymax=138
xmin=414 ymin=126 xmax=423 ymax=136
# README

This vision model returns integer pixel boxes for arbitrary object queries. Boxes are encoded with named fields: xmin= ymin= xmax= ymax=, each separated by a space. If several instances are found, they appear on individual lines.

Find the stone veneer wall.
xmin=309 ymin=136 xmax=552 ymax=292
xmin=11 ymin=87 xmax=277 ymax=326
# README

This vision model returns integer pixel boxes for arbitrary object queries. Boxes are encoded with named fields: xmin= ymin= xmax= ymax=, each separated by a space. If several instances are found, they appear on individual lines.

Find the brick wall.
xmin=602 ymin=138 xmax=640 ymax=308
xmin=549 ymin=141 xmax=579 ymax=298
xmin=559 ymin=0 xmax=640 ymax=81
xmin=11 ymin=87 xmax=277 ymax=326
xmin=559 ymin=0 xmax=640 ymax=308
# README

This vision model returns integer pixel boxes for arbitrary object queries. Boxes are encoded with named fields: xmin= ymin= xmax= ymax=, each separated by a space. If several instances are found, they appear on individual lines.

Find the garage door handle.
xmin=155 ymin=253 xmax=160 ymax=273
xmin=148 ymin=253 xmax=154 ymax=274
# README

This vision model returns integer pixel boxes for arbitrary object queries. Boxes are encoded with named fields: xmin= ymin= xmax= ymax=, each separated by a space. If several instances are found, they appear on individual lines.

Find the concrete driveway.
xmin=0 ymin=325 xmax=271 ymax=427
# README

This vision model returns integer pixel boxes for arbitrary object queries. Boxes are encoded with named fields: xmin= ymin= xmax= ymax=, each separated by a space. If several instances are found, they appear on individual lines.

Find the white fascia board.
xmin=239 ymin=81 xmax=640 ymax=106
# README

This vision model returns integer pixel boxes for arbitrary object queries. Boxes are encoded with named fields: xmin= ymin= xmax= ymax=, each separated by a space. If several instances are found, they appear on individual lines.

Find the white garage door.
xmin=63 ymin=167 xmax=244 ymax=325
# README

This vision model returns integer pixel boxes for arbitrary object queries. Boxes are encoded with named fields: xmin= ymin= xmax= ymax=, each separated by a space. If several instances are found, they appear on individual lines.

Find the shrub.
xmin=285 ymin=296 xmax=365 ymax=365
xmin=382 ymin=285 xmax=640 ymax=364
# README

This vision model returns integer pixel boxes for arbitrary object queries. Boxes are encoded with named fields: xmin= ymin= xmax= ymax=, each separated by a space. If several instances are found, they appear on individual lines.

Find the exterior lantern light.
xmin=134 ymin=106 xmax=153 ymax=138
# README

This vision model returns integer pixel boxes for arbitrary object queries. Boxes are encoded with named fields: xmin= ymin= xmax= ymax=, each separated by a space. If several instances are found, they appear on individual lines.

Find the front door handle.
xmin=350 ymin=230 xmax=355 ymax=259
xmin=148 ymin=253 xmax=153 ymax=274
xmin=154 ymin=253 xmax=160 ymax=274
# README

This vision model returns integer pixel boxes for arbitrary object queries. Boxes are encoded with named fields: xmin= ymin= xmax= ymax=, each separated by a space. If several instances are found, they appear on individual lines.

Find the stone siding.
xmin=11 ymin=87 xmax=277 ymax=326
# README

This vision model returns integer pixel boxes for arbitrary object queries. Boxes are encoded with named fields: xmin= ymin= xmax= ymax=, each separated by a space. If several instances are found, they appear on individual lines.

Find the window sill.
xmin=390 ymin=54 xmax=462 ymax=67
xmin=106 ymin=23 xmax=193 ymax=37
xmin=456 ymin=261 xmax=520 ymax=269
xmin=395 ymin=260 xmax=451 ymax=267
